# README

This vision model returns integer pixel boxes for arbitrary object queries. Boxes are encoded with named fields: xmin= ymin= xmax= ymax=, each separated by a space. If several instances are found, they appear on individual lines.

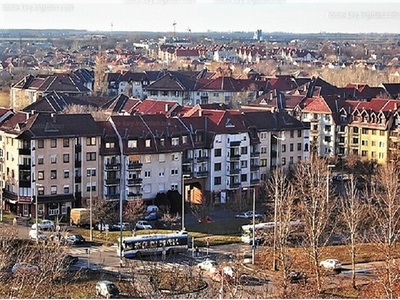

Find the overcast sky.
xmin=1 ymin=0 xmax=399 ymax=34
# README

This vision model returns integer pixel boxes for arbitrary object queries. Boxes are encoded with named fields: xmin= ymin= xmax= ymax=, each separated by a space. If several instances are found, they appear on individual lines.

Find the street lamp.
xmin=181 ymin=151 xmax=186 ymax=231
xmin=327 ymin=164 xmax=335 ymax=203
xmin=88 ymin=170 xmax=93 ymax=242
xmin=35 ymin=183 xmax=42 ymax=243
xmin=243 ymin=187 xmax=256 ymax=265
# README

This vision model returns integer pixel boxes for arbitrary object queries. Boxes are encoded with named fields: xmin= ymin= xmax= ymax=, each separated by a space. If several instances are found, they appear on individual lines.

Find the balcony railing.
xmin=195 ymin=171 xmax=208 ymax=178
xmin=127 ymin=162 xmax=143 ymax=170
xmin=75 ymin=160 xmax=81 ymax=168
xmin=75 ymin=176 xmax=82 ymax=183
xmin=19 ymin=148 xmax=30 ymax=155
xmin=127 ymin=194 xmax=143 ymax=201
xmin=250 ymin=151 xmax=260 ymax=157
xmin=229 ymin=154 xmax=241 ymax=161
xmin=18 ymin=164 xmax=30 ymax=170
xmin=250 ymin=164 xmax=259 ymax=171
xmin=196 ymin=156 xmax=209 ymax=162
xmin=105 ymin=178 xmax=120 ymax=185
xmin=182 ymin=157 xmax=193 ymax=164
xmin=229 ymin=168 xmax=241 ymax=175
xmin=127 ymin=178 xmax=143 ymax=186
xmin=105 ymin=163 xmax=120 ymax=170
xmin=230 ymin=182 xmax=241 ymax=189
xmin=250 ymin=178 xmax=260 ymax=185
xmin=105 ymin=194 xmax=120 ymax=201
xmin=75 ymin=144 xmax=82 ymax=152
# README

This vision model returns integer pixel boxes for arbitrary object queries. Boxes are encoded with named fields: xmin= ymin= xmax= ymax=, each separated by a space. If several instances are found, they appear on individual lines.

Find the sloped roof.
xmin=101 ymin=94 xmax=141 ymax=114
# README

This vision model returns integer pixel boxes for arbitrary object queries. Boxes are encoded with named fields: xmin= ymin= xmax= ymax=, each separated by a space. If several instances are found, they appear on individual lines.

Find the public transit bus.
xmin=117 ymin=231 xmax=189 ymax=259
xmin=241 ymin=220 xmax=304 ymax=244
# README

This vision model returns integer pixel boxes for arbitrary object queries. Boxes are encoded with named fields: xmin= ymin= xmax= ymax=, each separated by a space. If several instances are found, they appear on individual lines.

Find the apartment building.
xmin=1 ymin=113 xmax=101 ymax=218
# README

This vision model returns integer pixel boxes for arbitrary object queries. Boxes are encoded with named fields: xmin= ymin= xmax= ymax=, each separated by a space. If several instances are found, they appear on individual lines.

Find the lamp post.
xmin=35 ymin=183 xmax=40 ymax=243
xmin=0 ymin=157 xmax=3 ymax=222
xmin=181 ymin=151 xmax=185 ymax=231
xmin=327 ymin=164 xmax=335 ymax=203
xmin=89 ymin=171 xmax=93 ymax=242
xmin=272 ymin=132 xmax=285 ymax=271
xmin=251 ymin=187 xmax=256 ymax=265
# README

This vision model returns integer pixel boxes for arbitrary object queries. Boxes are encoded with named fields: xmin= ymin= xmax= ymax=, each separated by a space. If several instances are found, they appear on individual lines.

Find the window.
xmin=380 ymin=130 xmax=385 ymax=136
xmin=362 ymin=128 xmax=368 ymax=134
xmin=171 ymin=137 xmax=179 ymax=146
xmin=289 ymin=157 xmax=294 ymax=164
xmin=214 ymin=163 xmax=221 ymax=171
xmin=63 ymin=138 xmax=69 ymax=147
xmin=64 ymin=186 xmax=70 ymax=194
xmin=260 ymin=132 xmax=267 ymax=140
xmin=144 ymin=170 xmax=151 ymax=178
xmin=290 ymin=130 xmax=294 ymax=138
xmin=241 ymin=147 xmax=248 ymax=155
xmin=371 ymin=130 xmax=376 ymax=135
xmin=241 ymin=174 xmax=247 ymax=182
xmin=282 ymin=157 xmax=286 ymax=165
xmin=38 ymin=156 xmax=44 ymax=165
xmin=282 ymin=144 xmax=286 ymax=152
xmin=372 ymin=141 xmax=377 ymax=147
xmin=353 ymin=138 xmax=359 ymax=144
xmin=159 ymin=154 xmax=165 ymax=162
xmin=158 ymin=183 xmax=165 ymax=192
xmin=50 ymin=154 xmax=57 ymax=164
xmin=261 ymin=146 xmax=267 ymax=154
xmin=171 ymin=153 xmax=179 ymax=161
xmin=86 ymin=152 xmax=96 ymax=161
xmin=325 ymin=125 xmax=331 ymax=133
xmin=87 ymin=168 xmax=96 ymax=176
xmin=86 ymin=137 xmax=96 ymax=146
xmin=63 ymin=154 xmax=69 ymax=163
xmin=170 ymin=183 xmax=178 ymax=190
xmin=297 ymin=143 xmax=302 ymax=151
xmin=50 ymin=139 xmax=57 ymax=148
xmin=379 ymin=141 xmax=385 ymax=147
xmin=361 ymin=140 xmax=368 ymax=146
xmin=297 ymin=130 xmax=302 ymax=138
xmin=371 ymin=151 xmax=376 ymax=158
xmin=38 ymin=186 xmax=44 ymax=195
xmin=38 ymin=140 xmax=44 ymax=148
xmin=214 ymin=177 xmax=221 ymax=185
xmin=171 ymin=168 xmax=178 ymax=176
xmin=144 ymin=155 xmax=151 ymax=163
xmin=50 ymin=170 xmax=57 ymax=179
xmin=182 ymin=136 xmax=188 ymax=144
xmin=105 ymin=142 xmax=115 ymax=148
xmin=379 ymin=152 xmax=384 ymax=159
xmin=159 ymin=168 xmax=165 ymax=177
xmin=128 ymin=140 xmax=137 ymax=148
xmin=289 ymin=143 xmax=294 ymax=152
xmin=64 ymin=170 xmax=69 ymax=178
xmin=51 ymin=186 xmax=57 ymax=195
xmin=325 ymin=115 xmax=331 ymax=121
xmin=38 ymin=171 xmax=44 ymax=180
xmin=353 ymin=127 xmax=359 ymax=133
xmin=214 ymin=149 xmax=222 ymax=157
xmin=260 ymin=159 xmax=267 ymax=167
xmin=241 ymin=160 xmax=247 ymax=168
xmin=361 ymin=150 xmax=368 ymax=157
xmin=324 ymin=136 xmax=331 ymax=143
xmin=145 ymin=139 xmax=151 ymax=147
xmin=160 ymin=138 xmax=165 ymax=147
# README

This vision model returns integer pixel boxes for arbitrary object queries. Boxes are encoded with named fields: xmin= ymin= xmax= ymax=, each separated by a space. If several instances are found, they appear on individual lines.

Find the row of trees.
xmin=263 ymin=154 xmax=400 ymax=298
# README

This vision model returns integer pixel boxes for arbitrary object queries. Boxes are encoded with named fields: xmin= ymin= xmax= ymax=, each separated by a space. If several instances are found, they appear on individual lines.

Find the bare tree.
xmin=123 ymin=200 xmax=146 ymax=231
xmin=368 ymin=162 xmax=400 ymax=298
xmin=339 ymin=174 xmax=368 ymax=289
xmin=293 ymin=155 xmax=336 ymax=294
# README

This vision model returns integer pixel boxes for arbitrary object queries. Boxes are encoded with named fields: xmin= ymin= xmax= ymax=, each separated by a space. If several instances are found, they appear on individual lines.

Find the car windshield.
xmin=107 ymin=284 xmax=118 ymax=292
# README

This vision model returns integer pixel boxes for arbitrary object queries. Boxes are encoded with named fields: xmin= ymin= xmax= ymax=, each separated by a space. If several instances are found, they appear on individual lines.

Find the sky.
xmin=0 ymin=0 xmax=400 ymax=34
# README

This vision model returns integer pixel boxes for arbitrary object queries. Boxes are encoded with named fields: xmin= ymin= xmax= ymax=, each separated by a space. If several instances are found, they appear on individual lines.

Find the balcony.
xmin=19 ymin=164 xmax=30 ymax=170
xmin=19 ymin=179 xmax=31 ymax=188
xmin=75 ymin=144 xmax=82 ymax=152
xmin=196 ymin=155 xmax=209 ymax=163
xmin=127 ymin=178 xmax=143 ymax=186
xmin=230 ymin=141 xmax=241 ymax=147
xmin=251 ymin=178 xmax=260 ymax=185
xmin=19 ymin=148 xmax=30 ymax=155
xmin=183 ymin=169 xmax=193 ymax=177
xmin=229 ymin=154 xmax=241 ymax=161
xmin=127 ymin=162 xmax=143 ymax=170
xmin=75 ymin=160 xmax=81 ymax=168
xmin=105 ymin=163 xmax=120 ymax=170
xmin=127 ymin=193 xmax=143 ymax=201
xmin=182 ymin=157 xmax=193 ymax=164
xmin=75 ymin=176 xmax=82 ymax=183
xmin=105 ymin=178 xmax=120 ymax=185
xmin=250 ymin=164 xmax=259 ymax=171
xmin=310 ymin=128 xmax=319 ymax=134
xmin=389 ymin=131 xmax=400 ymax=141
xmin=230 ymin=182 xmax=241 ymax=189
xmin=195 ymin=171 xmax=208 ymax=178
xmin=229 ymin=168 xmax=240 ymax=175
xmin=250 ymin=151 xmax=260 ymax=157
xmin=105 ymin=194 xmax=120 ymax=201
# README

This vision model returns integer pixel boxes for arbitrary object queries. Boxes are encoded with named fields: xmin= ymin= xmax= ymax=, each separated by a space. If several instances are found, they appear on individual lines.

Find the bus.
xmin=117 ymin=231 xmax=189 ymax=259
xmin=241 ymin=220 xmax=304 ymax=244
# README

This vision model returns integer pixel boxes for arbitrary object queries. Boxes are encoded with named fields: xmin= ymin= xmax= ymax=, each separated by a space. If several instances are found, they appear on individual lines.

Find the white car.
xmin=29 ymin=229 xmax=47 ymax=240
xmin=95 ymin=280 xmax=120 ymax=298
xmin=12 ymin=262 xmax=39 ymax=274
xmin=135 ymin=220 xmax=152 ymax=230
xmin=319 ymin=259 xmax=342 ymax=270
xmin=31 ymin=220 xmax=55 ymax=230
xmin=235 ymin=211 xmax=263 ymax=219
xmin=197 ymin=259 xmax=218 ymax=273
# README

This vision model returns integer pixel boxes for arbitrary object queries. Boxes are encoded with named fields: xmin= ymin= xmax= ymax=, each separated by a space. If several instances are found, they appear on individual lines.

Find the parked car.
xmin=288 ymin=270 xmax=308 ymax=283
xmin=111 ymin=222 xmax=131 ymax=231
xmin=238 ymin=274 xmax=266 ymax=286
xmin=95 ymin=222 xmax=110 ymax=231
xmin=66 ymin=234 xmax=86 ymax=245
xmin=61 ymin=254 xmax=79 ymax=267
xmin=144 ymin=212 xmax=159 ymax=221
xmin=198 ymin=216 xmax=214 ymax=223
xmin=234 ymin=211 xmax=263 ymax=219
xmin=31 ymin=220 xmax=54 ymax=230
xmin=95 ymin=280 xmax=120 ymax=298
xmin=11 ymin=262 xmax=39 ymax=274
xmin=135 ymin=220 xmax=152 ymax=230
xmin=319 ymin=259 xmax=342 ymax=270
xmin=332 ymin=174 xmax=350 ymax=181
xmin=197 ymin=259 xmax=218 ymax=273
xmin=29 ymin=229 xmax=47 ymax=240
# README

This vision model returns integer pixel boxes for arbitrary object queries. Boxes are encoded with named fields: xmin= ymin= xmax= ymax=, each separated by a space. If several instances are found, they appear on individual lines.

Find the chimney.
xmin=199 ymin=109 xmax=202 ymax=117
xmin=165 ymin=103 xmax=169 ymax=112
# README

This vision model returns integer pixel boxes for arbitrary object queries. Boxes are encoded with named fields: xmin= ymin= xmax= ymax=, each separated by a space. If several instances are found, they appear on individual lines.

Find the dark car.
xmin=66 ymin=234 xmax=86 ymax=245
xmin=238 ymin=274 xmax=266 ymax=286
xmin=288 ymin=270 xmax=307 ymax=283
xmin=62 ymin=255 xmax=79 ymax=267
